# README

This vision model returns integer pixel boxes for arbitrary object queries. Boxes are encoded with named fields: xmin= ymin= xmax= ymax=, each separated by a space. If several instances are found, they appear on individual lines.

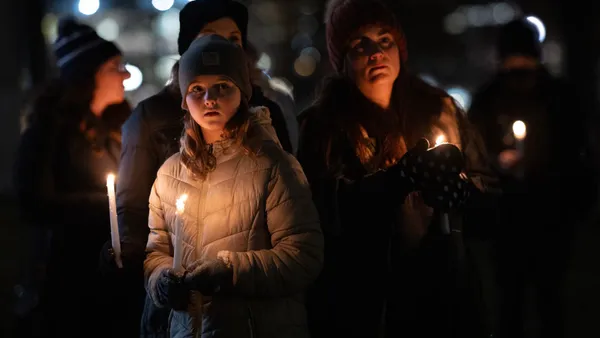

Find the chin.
xmin=108 ymin=95 xmax=125 ymax=105
xmin=199 ymin=120 xmax=226 ymax=131
xmin=368 ymin=73 xmax=393 ymax=84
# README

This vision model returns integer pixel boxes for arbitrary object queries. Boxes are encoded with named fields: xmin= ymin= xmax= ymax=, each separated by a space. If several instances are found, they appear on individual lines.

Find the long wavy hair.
xmin=311 ymin=64 xmax=454 ymax=174
xmin=180 ymin=97 xmax=253 ymax=179
xmin=23 ymin=75 xmax=96 ymax=131
xmin=22 ymin=72 xmax=131 ymax=152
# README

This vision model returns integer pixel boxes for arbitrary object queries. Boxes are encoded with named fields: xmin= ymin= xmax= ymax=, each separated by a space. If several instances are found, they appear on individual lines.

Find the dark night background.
xmin=1 ymin=1 xmax=599 ymax=336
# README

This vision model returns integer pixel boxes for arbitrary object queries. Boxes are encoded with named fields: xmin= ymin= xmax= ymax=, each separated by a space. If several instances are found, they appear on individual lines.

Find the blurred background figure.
xmin=246 ymin=41 xmax=299 ymax=154
xmin=469 ymin=17 xmax=597 ymax=338
xmin=12 ymin=17 xmax=131 ymax=337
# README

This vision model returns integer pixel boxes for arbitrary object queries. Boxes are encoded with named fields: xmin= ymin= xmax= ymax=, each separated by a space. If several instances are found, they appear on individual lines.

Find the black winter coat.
xmin=297 ymin=77 xmax=498 ymax=338
xmin=14 ymin=102 xmax=130 ymax=337
xmin=469 ymin=67 xmax=596 ymax=234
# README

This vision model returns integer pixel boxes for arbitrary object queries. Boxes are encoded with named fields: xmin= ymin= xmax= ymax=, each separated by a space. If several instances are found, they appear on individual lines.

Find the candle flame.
xmin=512 ymin=120 xmax=527 ymax=140
xmin=176 ymin=194 xmax=188 ymax=213
xmin=106 ymin=173 xmax=115 ymax=186
xmin=435 ymin=134 xmax=446 ymax=146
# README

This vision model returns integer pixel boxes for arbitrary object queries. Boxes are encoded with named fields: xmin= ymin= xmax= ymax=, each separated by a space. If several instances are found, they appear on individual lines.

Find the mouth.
xmin=204 ymin=111 xmax=220 ymax=117
xmin=369 ymin=64 xmax=388 ymax=72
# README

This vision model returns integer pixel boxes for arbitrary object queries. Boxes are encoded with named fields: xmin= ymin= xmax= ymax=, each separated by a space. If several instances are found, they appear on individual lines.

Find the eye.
xmin=217 ymin=82 xmax=232 ymax=91
xmin=350 ymin=41 xmax=365 ymax=53
xmin=379 ymin=36 xmax=394 ymax=48
xmin=190 ymin=85 xmax=205 ymax=94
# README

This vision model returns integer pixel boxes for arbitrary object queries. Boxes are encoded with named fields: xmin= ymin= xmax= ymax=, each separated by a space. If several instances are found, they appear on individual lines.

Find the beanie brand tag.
xmin=202 ymin=52 xmax=220 ymax=66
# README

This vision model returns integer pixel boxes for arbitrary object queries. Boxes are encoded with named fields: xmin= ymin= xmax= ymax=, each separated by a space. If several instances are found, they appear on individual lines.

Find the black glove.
xmin=184 ymin=258 xmax=233 ymax=296
xmin=98 ymin=240 xmax=145 ymax=277
xmin=155 ymin=269 xmax=190 ymax=311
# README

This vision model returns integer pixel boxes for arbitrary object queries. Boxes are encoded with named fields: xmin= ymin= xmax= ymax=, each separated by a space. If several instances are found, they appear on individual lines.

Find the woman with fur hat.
xmin=297 ymin=0 xmax=498 ymax=337
xmin=144 ymin=34 xmax=323 ymax=338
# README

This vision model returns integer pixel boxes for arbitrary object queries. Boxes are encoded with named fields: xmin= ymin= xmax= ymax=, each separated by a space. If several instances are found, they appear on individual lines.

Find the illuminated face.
xmin=94 ymin=55 xmax=130 ymax=106
xmin=345 ymin=24 xmax=401 ymax=91
xmin=183 ymin=75 xmax=241 ymax=141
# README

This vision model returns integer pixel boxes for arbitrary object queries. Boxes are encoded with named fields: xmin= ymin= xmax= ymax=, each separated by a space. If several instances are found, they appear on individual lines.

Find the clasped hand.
xmin=390 ymin=138 xmax=472 ymax=210
xmin=155 ymin=257 xmax=233 ymax=310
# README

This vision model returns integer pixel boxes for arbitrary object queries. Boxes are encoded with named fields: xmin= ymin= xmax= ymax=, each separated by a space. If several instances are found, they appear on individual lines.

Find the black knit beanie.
xmin=53 ymin=17 xmax=122 ymax=81
xmin=178 ymin=0 xmax=248 ymax=56
xmin=179 ymin=35 xmax=252 ymax=100
xmin=497 ymin=18 xmax=541 ymax=60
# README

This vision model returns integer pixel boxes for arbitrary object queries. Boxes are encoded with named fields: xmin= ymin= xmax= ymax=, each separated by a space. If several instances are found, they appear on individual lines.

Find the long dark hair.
xmin=180 ymin=98 xmax=253 ymax=179
xmin=22 ymin=75 xmax=96 ymax=131
xmin=311 ymin=65 xmax=453 ymax=172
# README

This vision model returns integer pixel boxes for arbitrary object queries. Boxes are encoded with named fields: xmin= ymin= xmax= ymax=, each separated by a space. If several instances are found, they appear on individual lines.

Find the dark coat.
xmin=469 ymin=67 xmax=596 ymax=234
xmin=297 ymin=76 xmax=498 ymax=338
xmin=14 ymin=101 xmax=130 ymax=336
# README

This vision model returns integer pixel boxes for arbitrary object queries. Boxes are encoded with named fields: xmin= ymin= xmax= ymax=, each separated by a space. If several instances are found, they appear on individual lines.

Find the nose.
xmin=118 ymin=63 xmax=131 ymax=80
xmin=363 ymin=40 xmax=384 ymax=61
xmin=204 ymin=91 xmax=217 ymax=107
xmin=369 ymin=48 xmax=384 ymax=61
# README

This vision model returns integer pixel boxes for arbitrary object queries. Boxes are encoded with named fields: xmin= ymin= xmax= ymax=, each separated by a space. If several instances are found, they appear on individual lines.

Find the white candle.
xmin=435 ymin=135 xmax=451 ymax=235
xmin=173 ymin=194 xmax=188 ymax=274
xmin=106 ymin=174 xmax=123 ymax=268
xmin=512 ymin=120 xmax=527 ymax=158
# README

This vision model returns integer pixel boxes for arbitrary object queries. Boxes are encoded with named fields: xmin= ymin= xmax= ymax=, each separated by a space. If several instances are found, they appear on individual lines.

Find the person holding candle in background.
xmin=468 ymin=18 xmax=597 ymax=338
xmin=144 ymin=35 xmax=323 ymax=338
xmin=296 ymin=0 xmax=498 ymax=337
xmin=13 ymin=17 xmax=132 ymax=337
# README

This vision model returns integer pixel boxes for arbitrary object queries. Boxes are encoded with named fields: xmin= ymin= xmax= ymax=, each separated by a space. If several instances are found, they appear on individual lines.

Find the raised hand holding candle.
xmin=173 ymin=194 xmax=188 ymax=275
xmin=106 ymin=174 xmax=123 ymax=268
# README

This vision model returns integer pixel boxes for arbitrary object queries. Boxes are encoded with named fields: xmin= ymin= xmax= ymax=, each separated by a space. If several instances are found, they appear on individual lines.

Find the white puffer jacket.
xmin=144 ymin=107 xmax=323 ymax=338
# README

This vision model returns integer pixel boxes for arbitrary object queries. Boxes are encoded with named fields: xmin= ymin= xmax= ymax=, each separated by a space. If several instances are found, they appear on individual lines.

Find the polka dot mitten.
xmin=393 ymin=138 xmax=472 ymax=210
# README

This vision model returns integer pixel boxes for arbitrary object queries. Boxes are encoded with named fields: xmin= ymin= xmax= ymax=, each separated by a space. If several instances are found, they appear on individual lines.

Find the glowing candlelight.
xmin=512 ymin=120 xmax=527 ymax=140
xmin=435 ymin=134 xmax=447 ymax=146
xmin=512 ymin=120 xmax=526 ymax=158
xmin=106 ymin=173 xmax=122 ymax=268
xmin=173 ymin=194 xmax=188 ymax=274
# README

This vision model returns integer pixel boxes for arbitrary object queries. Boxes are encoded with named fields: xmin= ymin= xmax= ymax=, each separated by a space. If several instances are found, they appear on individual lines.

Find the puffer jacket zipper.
xmin=193 ymin=166 xmax=211 ymax=338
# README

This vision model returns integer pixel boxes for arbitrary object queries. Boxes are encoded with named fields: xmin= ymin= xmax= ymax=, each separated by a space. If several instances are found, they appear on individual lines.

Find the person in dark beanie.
xmin=14 ymin=17 xmax=131 ymax=337
xmin=97 ymin=1 xmax=292 ymax=337
xmin=497 ymin=18 xmax=541 ymax=61
xmin=469 ymin=18 xmax=596 ymax=338
xmin=144 ymin=34 xmax=322 ymax=338
xmin=296 ymin=0 xmax=498 ymax=337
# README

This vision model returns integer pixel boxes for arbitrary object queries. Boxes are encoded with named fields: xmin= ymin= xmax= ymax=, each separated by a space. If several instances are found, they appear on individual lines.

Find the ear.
xmin=181 ymin=98 xmax=188 ymax=111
